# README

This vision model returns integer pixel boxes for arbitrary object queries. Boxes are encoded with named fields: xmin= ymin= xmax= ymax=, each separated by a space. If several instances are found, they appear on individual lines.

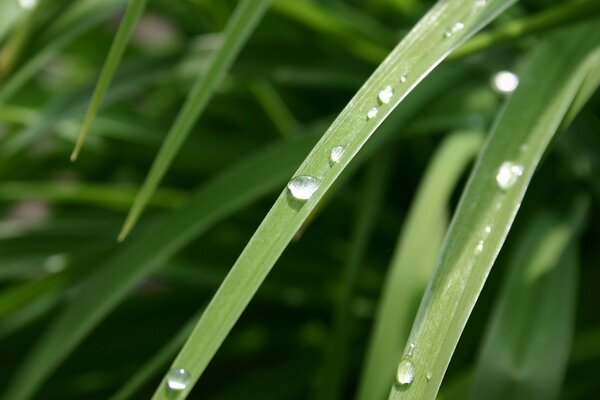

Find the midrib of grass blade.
xmin=468 ymin=201 xmax=586 ymax=400
xmin=150 ymin=2 xmax=516 ymax=398
xmin=315 ymin=154 xmax=393 ymax=400
xmin=70 ymin=0 xmax=148 ymax=161
xmin=388 ymin=20 xmax=600 ymax=400
xmin=117 ymin=0 xmax=272 ymax=241
xmin=357 ymin=130 xmax=483 ymax=400
xmin=2 ymin=62 xmax=469 ymax=400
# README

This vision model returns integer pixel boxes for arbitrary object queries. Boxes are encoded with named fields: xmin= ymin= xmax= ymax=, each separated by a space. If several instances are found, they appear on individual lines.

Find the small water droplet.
xmin=396 ymin=358 xmax=415 ymax=386
xmin=378 ymin=85 xmax=394 ymax=104
xmin=330 ymin=145 xmax=346 ymax=164
xmin=475 ymin=240 xmax=484 ymax=254
xmin=496 ymin=161 xmax=524 ymax=190
xmin=400 ymin=74 xmax=407 ymax=83
xmin=492 ymin=71 xmax=519 ymax=94
xmin=166 ymin=368 xmax=191 ymax=391
xmin=444 ymin=22 xmax=464 ymax=38
xmin=474 ymin=0 xmax=487 ymax=8
xmin=484 ymin=226 xmax=492 ymax=234
xmin=287 ymin=175 xmax=320 ymax=200
xmin=18 ymin=0 xmax=37 ymax=9
xmin=519 ymin=143 xmax=529 ymax=153
xmin=367 ymin=107 xmax=379 ymax=120
xmin=426 ymin=370 xmax=432 ymax=381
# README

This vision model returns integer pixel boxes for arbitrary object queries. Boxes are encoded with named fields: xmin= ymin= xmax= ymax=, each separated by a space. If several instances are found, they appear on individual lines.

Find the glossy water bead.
xmin=378 ymin=85 xmax=394 ymax=104
xmin=330 ymin=146 xmax=346 ymax=164
xmin=367 ymin=107 xmax=379 ymax=120
xmin=287 ymin=175 xmax=320 ymax=200
xmin=396 ymin=358 xmax=415 ymax=385
xmin=496 ymin=161 xmax=524 ymax=190
xmin=166 ymin=368 xmax=191 ymax=391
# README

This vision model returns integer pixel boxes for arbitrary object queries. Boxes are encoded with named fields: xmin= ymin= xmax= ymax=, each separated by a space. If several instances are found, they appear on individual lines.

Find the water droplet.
xmin=475 ymin=240 xmax=484 ymax=254
xmin=484 ymin=226 xmax=492 ymax=234
xmin=496 ymin=161 xmax=524 ymax=190
xmin=367 ymin=107 xmax=378 ymax=120
xmin=378 ymin=85 xmax=394 ymax=104
xmin=287 ymin=175 xmax=320 ymax=200
xmin=330 ymin=145 xmax=346 ymax=164
xmin=492 ymin=71 xmax=519 ymax=94
xmin=426 ymin=370 xmax=432 ymax=381
xmin=400 ymin=74 xmax=407 ymax=83
xmin=444 ymin=22 xmax=464 ymax=38
xmin=18 ymin=0 xmax=37 ymax=9
xmin=166 ymin=368 xmax=191 ymax=391
xmin=519 ymin=143 xmax=529 ymax=153
xmin=474 ymin=0 xmax=487 ymax=8
xmin=396 ymin=358 xmax=415 ymax=386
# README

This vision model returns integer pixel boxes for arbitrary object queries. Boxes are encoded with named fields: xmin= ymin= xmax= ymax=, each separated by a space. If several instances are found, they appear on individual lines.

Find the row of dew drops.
xmin=159 ymin=0 xmax=521 ymax=394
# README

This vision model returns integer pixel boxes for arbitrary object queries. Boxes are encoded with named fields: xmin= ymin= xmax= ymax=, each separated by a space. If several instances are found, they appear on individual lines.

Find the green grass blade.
xmin=70 ymin=0 xmax=148 ymax=160
xmin=468 ymin=200 xmax=586 ymax=400
xmin=150 ymin=1 xmax=517 ymax=398
xmin=117 ymin=0 xmax=272 ymax=241
xmin=387 ymin=20 xmax=600 ymax=400
xmin=2 ymin=62 xmax=467 ymax=400
xmin=357 ymin=130 xmax=483 ymax=400
xmin=315 ymin=154 xmax=393 ymax=400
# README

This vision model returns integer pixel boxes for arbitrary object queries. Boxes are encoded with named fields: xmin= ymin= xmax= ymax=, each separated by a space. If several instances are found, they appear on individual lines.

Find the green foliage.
xmin=0 ymin=0 xmax=599 ymax=399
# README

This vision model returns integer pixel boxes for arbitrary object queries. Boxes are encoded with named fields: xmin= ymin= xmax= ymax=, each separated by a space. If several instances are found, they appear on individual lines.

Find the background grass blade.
xmin=71 ymin=0 xmax=149 ymax=160
xmin=357 ymin=130 xmax=483 ymax=400
xmin=314 ymin=153 xmax=393 ymax=400
xmin=150 ymin=1 xmax=517 ymax=398
xmin=117 ymin=0 xmax=272 ymax=241
xmin=388 ymin=20 xmax=600 ymax=400
xmin=468 ymin=200 xmax=586 ymax=400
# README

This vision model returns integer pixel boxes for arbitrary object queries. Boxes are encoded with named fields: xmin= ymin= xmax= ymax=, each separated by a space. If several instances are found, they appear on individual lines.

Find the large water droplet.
xmin=287 ymin=175 xmax=320 ymax=200
xmin=166 ymin=368 xmax=191 ymax=391
xmin=367 ymin=107 xmax=378 ymax=120
xmin=18 ymin=0 xmax=37 ymax=9
xmin=396 ymin=358 xmax=415 ymax=385
xmin=444 ymin=22 xmax=464 ymax=38
xmin=492 ymin=71 xmax=519 ymax=94
xmin=496 ymin=161 xmax=524 ymax=190
xmin=378 ymin=85 xmax=394 ymax=104
xmin=330 ymin=146 xmax=346 ymax=164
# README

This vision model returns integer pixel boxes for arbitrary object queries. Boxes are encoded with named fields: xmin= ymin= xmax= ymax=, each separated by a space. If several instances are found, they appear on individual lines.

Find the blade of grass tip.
xmin=117 ymin=0 xmax=272 ymax=242
xmin=314 ymin=152 xmax=393 ymax=400
xmin=387 ymin=20 xmax=600 ymax=400
xmin=1 ymin=63 xmax=468 ymax=400
xmin=110 ymin=313 xmax=200 ymax=400
xmin=0 ymin=133 xmax=319 ymax=400
xmin=357 ymin=130 xmax=484 ymax=400
xmin=150 ymin=1 xmax=517 ymax=398
xmin=468 ymin=199 xmax=588 ymax=400
xmin=70 ymin=0 xmax=148 ymax=161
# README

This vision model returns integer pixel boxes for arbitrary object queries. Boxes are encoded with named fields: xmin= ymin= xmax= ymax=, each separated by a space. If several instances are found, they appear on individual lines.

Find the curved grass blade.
xmin=149 ymin=1 xmax=517 ymax=398
xmin=70 ymin=0 xmax=148 ymax=161
xmin=315 ymin=153 xmax=393 ymax=400
xmin=2 ymin=62 xmax=469 ymax=400
xmin=357 ymin=130 xmax=483 ymax=400
xmin=117 ymin=0 xmax=272 ymax=241
xmin=387 ymin=20 xmax=600 ymax=400
xmin=468 ymin=201 xmax=586 ymax=400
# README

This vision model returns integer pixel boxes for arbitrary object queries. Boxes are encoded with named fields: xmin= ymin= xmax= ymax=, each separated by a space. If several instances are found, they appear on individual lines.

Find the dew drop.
xmin=474 ymin=0 xmax=487 ymax=8
xmin=492 ymin=71 xmax=519 ymax=94
xmin=444 ymin=22 xmax=464 ymax=38
xmin=400 ymin=74 xmax=407 ymax=83
xmin=378 ymin=85 xmax=394 ymax=104
xmin=366 ymin=107 xmax=378 ymax=120
xmin=475 ymin=240 xmax=484 ymax=254
xmin=329 ymin=145 xmax=346 ymax=164
xmin=426 ymin=370 xmax=432 ymax=381
xmin=18 ymin=0 xmax=37 ymax=9
xmin=166 ymin=368 xmax=191 ymax=391
xmin=484 ymin=226 xmax=492 ymax=234
xmin=287 ymin=175 xmax=320 ymax=200
xmin=396 ymin=358 xmax=415 ymax=386
xmin=496 ymin=161 xmax=524 ymax=191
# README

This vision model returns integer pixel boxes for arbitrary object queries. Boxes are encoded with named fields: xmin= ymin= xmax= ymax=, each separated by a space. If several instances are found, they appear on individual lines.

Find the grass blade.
xmin=468 ymin=201 xmax=586 ymax=400
xmin=117 ymin=0 xmax=272 ymax=241
xmin=387 ymin=20 xmax=600 ymax=400
xmin=357 ymin=130 xmax=483 ymax=400
xmin=70 ymin=0 xmax=149 ymax=160
xmin=149 ymin=1 xmax=517 ymax=398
